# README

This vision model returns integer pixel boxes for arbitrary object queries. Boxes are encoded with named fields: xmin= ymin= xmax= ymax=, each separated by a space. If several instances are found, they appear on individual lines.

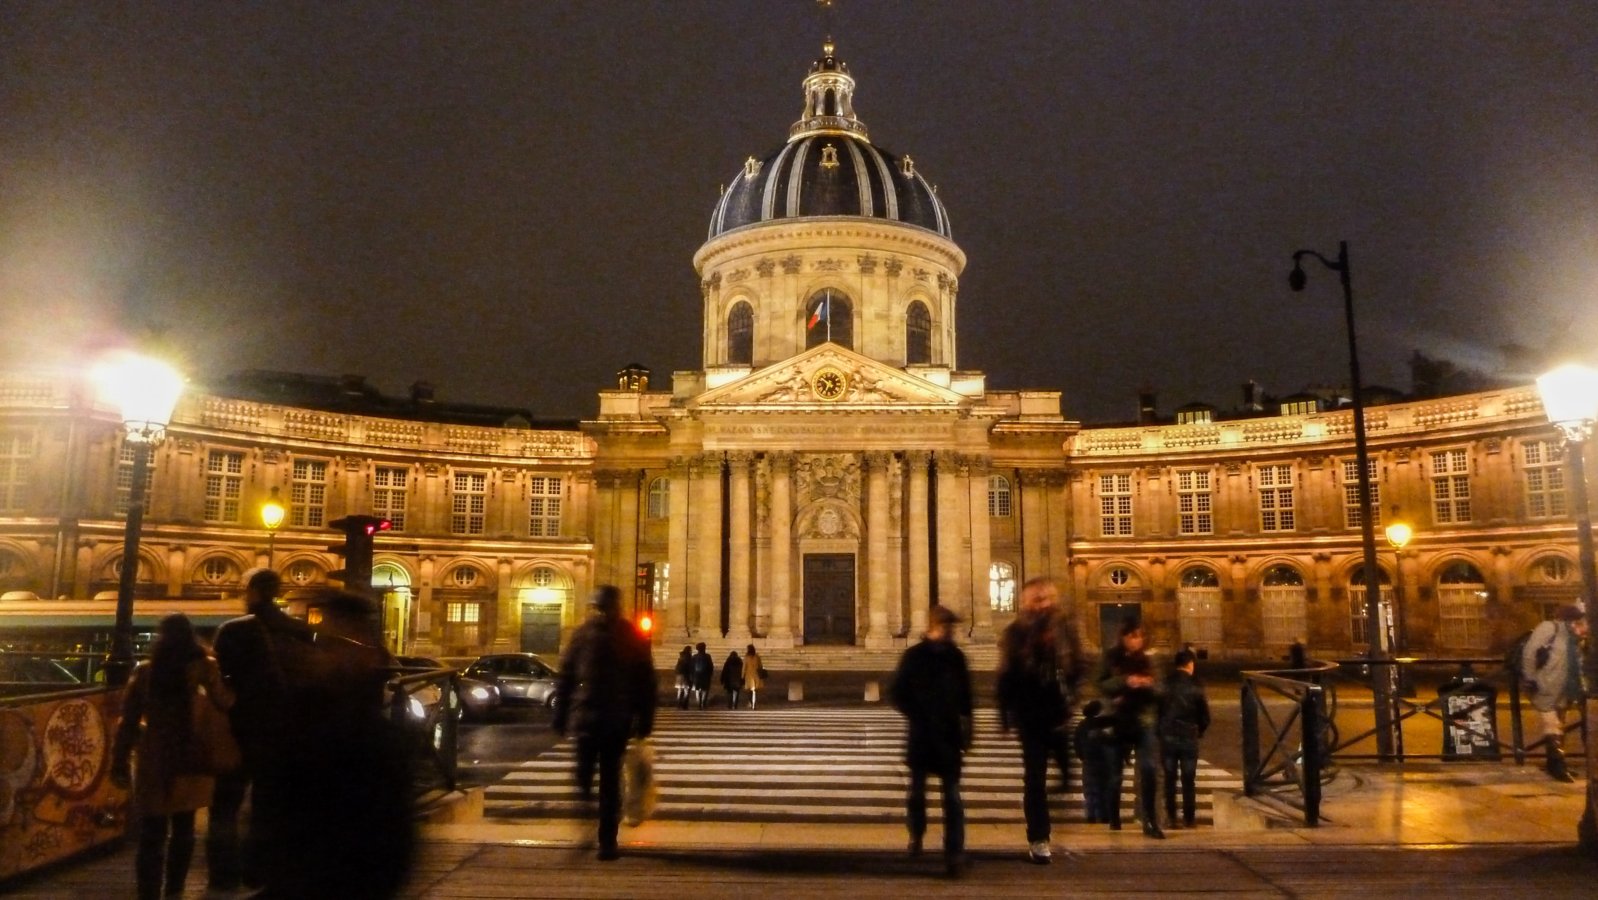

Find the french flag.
xmin=808 ymin=295 xmax=828 ymax=330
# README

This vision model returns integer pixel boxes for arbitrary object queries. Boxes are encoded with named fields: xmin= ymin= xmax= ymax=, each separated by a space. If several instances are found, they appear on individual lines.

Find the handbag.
xmin=189 ymin=681 xmax=243 ymax=775
xmin=622 ymin=737 xmax=657 ymax=826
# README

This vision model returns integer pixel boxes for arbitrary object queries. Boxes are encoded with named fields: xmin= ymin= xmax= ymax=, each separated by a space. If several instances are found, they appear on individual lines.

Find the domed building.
xmin=0 ymin=40 xmax=1589 ymax=670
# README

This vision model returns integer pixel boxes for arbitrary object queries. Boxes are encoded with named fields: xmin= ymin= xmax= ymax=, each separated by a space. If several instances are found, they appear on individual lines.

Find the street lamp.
xmin=1289 ymin=240 xmax=1398 ymax=760
xmin=1535 ymin=362 xmax=1598 ymax=853
xmin=261 ymin=486 xmax=285 ymax=567
xmin=92 ymin=351 xmax=184 ymax=687
xmin=1384 ymin=511 xmax=1413 ymax=654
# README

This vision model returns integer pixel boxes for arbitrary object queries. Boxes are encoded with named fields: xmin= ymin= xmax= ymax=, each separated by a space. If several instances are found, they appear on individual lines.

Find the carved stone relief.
xmin=795 ymin=453 xmax=861 ymax=508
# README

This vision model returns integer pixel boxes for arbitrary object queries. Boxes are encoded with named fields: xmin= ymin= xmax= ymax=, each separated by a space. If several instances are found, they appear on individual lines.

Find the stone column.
xmin=934 ymin=453 xmax=964 ymax=618
xmin=965 ymin=456 xmax=995 ymax=641
xmin=695 ymin=453 xmax=724 ymax=636
xmin=1019 ymin=471 xmax=1046 ymax=581
xmin=166 ymin=546 xmax=185 ymax=598
xmin=905 ymin=451 xmax=931 ymax=636
xmin=727 ymin=452 xmax=753 ymax=641
xmin=666 ymin=457 xmax=691 ymax=636
xmin=615 ymin=472 xmax=639 ymax=605
xmin=494 ymin=557 xmax=515 ymax=652
xmin=886 ymin=455 xmax=904 ymax=638
xmin=768 ymin=453 xmax=795 ymax=647
xmin=417 ymin=555 xmax=437 ymax=649
xmin=752 ymin=456 xmax=771 ymax=636
xmin=864 ymin=451 xmax=892 ymax=648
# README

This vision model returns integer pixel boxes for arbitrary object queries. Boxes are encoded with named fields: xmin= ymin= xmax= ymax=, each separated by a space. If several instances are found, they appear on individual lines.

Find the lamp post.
xmin=1534 ymin=362 xmax=1598 ymax=853
xmin=93 ymin=352 xmax=184 ymax=687
xmin=1290 ymin=240 xmax=1398 ymax=760
xmin=1384 ymin=512 xmax=1413 ymax=654
xmin=261 ymin=486 xmax=285 ymax=567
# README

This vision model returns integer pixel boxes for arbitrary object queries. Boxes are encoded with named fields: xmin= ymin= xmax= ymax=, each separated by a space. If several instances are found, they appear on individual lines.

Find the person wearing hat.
xmin=1522 ymin=604 xmax=1589 ymax=782
xmin=890 ymin=604 xmax=973 ymax=877
xmin=553 ymin=585 xmax=658 ymax=859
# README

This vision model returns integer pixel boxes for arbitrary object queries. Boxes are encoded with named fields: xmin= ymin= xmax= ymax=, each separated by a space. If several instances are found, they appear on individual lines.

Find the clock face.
xmin=811 ymin=367 xmax=848 ymax=401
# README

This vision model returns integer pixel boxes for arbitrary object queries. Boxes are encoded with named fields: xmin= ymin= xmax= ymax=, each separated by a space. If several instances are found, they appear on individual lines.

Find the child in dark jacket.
xmin=1073 ymin=700 xmax=1118 ymax=824
xmin=1159 ymin=648 xmax=1211 ymax=828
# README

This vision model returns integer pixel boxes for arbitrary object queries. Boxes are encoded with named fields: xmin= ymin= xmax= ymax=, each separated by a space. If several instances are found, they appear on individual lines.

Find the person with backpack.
xmin=1159 ymin=648 xmax=1210 ymax=828
xmin=1520 ymin=605 xmax=1589 ymax=782
xmin=690 ymin=642 xmax=715 ymax=710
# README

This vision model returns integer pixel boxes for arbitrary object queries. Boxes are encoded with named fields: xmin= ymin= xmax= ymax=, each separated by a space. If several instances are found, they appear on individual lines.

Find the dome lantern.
xmin=790 ymin=40 xmax=869 ymax=142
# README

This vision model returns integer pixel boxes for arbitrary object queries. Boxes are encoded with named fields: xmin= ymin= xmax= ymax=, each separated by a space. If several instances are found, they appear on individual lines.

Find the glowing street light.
xmin=92 ymin=351 xmax=184 ymax=687
xmin=1535 ymin=362 xmax=1598 ymax=853
xmin=1384 ymin=511 xmax=1413 ymax=655
xmin=261 ymin=486 xmax=286 ymax=566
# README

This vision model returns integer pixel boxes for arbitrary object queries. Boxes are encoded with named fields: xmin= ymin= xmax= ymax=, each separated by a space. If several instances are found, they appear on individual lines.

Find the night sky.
xmin=4 ymin=2 xmax=1597 ymax=424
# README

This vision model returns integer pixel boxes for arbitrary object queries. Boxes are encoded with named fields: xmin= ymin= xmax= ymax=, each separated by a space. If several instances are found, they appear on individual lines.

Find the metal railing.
xmin=385 ymin=664 xmax=462 ymax=795
xmin=1240 ymin=660 xmax=1337 ymax=825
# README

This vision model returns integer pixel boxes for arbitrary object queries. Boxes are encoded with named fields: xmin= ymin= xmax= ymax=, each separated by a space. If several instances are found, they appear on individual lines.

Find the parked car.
xmin=463 ymin=653 xmax=560 ymax=708
xmin=397 ymin=656 xmax=502 ymax=721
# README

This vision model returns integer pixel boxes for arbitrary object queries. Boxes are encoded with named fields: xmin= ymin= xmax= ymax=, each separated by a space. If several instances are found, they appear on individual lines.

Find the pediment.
xmin=693 ymin=344 xmax=968 ymax=410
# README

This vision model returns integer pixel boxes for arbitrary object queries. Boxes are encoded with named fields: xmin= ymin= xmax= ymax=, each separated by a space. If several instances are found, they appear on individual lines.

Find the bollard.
xmin=788 ymin=680 xmax=804 ymax=702
xmin=864 ymin=680 xmax=880 ymax=702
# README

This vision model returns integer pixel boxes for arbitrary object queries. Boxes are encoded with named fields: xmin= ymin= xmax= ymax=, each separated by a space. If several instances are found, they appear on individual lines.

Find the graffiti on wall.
xmin=0 ymin=689 xmax=128 ymax=882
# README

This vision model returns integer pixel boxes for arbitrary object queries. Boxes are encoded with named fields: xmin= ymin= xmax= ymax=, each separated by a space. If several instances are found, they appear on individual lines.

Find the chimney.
xmin=1137 ymin=389 xmax=1157 ymax=424
xmin=410 ymin=381 xmax=436 ymax=405
xmin=1242 ymin=380 xmax=1264 ymax=412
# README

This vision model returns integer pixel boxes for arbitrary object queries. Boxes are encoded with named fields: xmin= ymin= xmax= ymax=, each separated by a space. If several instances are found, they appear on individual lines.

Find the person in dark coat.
xmin=1073 ymin=700 xmax=1118 ymax=824
xmin=673 ymin=646 xmax=694 ymax=709
xmin=553 ymin=585 xmax=657 ymax=860
xmin=721 ymin=650 xmax=745 ymax=708
xmin=1159 ymin=648 xmax=1210 ymax=828
xmin=1096 ymin=618 xmax=1164 ymax=839
xmin=689 ymin=642 xmax=714 ymax=710
xmin=996 ymin=577 xmax=1084 ymax=865
xmin=891 ymin=604 xmax=973 ymax=877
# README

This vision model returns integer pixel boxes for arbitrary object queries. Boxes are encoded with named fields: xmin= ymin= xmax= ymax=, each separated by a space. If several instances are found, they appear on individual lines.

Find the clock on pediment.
xmin=810 ymin=366 xmax=848 ymax=401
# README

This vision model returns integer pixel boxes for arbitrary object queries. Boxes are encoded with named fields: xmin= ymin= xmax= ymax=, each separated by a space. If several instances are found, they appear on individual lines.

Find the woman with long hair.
xmin=112 ymin=612 xmax=232 ymax=900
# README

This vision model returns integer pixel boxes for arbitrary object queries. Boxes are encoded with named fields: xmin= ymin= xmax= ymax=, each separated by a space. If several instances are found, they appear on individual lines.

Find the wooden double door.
xmin=802 ymin=553 xmax=856 ymax=645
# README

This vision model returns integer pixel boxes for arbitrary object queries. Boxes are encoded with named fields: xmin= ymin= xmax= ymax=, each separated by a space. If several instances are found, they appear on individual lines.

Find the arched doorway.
xmin=1177 ymin=566 xmax=1223 ymax=652
xmin=1260 ymin=565 xmax=1307 ymax=648
xmin=373 ymin=562 xmax=412 ymax=654
xmin=518 ymin=565 xmax=570 ymax=654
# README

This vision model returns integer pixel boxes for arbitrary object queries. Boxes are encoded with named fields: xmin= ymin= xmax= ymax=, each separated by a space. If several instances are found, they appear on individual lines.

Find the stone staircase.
xmin=653 ymin=639 xmax=1000 ymax=673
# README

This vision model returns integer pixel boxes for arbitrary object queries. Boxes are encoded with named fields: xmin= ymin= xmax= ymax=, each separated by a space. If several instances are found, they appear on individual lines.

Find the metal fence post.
xmin=1241 ymin=680 xmax=1260 ymax=796
xmin=1302 ymin=685 xmax=1322 ymax=825
xmin=1508 ymin=675 xmax=1526 ymax=766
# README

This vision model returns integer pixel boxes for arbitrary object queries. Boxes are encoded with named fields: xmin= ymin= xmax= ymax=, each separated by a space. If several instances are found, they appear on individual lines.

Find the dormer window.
xmin=819 ymin=144 xmax=840 ymax=169
xmin=743 ymin=156 xmax=762 ymax=179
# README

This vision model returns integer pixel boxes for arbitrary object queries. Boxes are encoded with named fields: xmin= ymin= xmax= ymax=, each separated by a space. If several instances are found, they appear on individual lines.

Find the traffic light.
xmin=635 ymin=562 xmax=656 ymax=637
xmin=328 ymin=514 xmax=391 ymax=595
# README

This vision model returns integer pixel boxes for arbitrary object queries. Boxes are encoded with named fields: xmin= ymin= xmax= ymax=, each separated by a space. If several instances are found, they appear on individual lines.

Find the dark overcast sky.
xmin=4 ymin=2 xmax=1598 ymax=424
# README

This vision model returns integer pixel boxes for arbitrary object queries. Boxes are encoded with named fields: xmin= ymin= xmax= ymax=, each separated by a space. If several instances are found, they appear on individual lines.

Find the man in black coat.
xmin=1159 ymin=648 xmax=1210 ymax=828
xmin=891 ymin=605 xmax=973 ymax=877
xmin=553 ymin=585 xmax=657 ymax=860
xmin=689 ymin=642 xmax=714 ymax=710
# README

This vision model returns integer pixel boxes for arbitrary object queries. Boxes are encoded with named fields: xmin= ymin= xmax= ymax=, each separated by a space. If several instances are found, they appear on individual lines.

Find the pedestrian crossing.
xmin=482 ymin=708 xmax=1242 ymax=825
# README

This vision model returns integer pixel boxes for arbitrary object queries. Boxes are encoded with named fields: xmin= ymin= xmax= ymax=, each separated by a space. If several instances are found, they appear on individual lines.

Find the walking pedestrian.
xmin=1520 ymin=605 xmax=1588 ymax=782
xmin=674 ymin=645 xmax=694 ymax=709
xmin=891 ymin=605 xmax=973 ymax=877
xmin=996 ymin=577 xmax=1084 ymax=865
xmin=1159 ymin=648 xmax=1210 ymax=828
xmin=1096 ymin=618 xmax=1165 ymax=839
xmin=721 ymin=649 xmax=745 ymax=709
xmin=690 ymin=642 xmax=714 ymax=710
xmin=553 ymin=585 xmax=658 ymax=860
xmin=743 ymin=644 xmax=765 ymax=709
xmin=111 ymin=613 xmax=231 ymax=900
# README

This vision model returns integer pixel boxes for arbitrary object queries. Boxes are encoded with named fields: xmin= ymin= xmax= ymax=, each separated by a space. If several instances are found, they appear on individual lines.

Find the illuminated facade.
xmin=0 ymin=43 xmax=1588 ymax=664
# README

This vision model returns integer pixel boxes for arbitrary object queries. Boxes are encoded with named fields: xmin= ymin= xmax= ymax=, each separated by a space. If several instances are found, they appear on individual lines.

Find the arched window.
xmin=987 ymin=475 xmax=1012 ymax=517
xmin=804 ymin=290 xmax=853 ymax=350
xmin=1348 ymin=565 xmax=1393 ymax=647
xmin=647 ymin=476 xmax=669 ymax=519
xmin=989 ymin=561 xmax=1016 ymax=612
xmin=1177 ymin=566 xmax=1222 ymax=648
xmin=1437 ymin=561 xmax=1488 ymax=650
xmin=906 ymin=301 xmax=931 ymax=364
xmin=727 ymin=302 xmax=753 ymax=365
xmin=1260 ymin=565 xmax=1307 ymax=646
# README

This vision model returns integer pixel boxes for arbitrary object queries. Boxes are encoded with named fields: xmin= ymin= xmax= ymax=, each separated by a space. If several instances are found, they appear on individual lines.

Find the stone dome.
xmin=706 ymin=41 xmax=952 ymax=241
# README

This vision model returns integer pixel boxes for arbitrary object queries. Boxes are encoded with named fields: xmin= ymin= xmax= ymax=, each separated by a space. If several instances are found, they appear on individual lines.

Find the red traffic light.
xmin=637 ymin=613 xmax=654 ymax=635
xmin=363 ymin=518 xmax=392 ymax=536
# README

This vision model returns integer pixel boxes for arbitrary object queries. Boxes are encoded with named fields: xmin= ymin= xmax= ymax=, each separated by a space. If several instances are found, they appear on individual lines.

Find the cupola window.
xmin=906 ymin=301 xmax=931 ymax=364
xmin=728 ymin=302 xmax=754 ymax=365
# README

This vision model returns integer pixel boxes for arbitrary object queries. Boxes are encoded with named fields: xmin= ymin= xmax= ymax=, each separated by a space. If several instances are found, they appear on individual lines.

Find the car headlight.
xmin=407 ymin=696 xmax=427 ymax=720
xmin=468 ymin=686 xmax=491 ymax=702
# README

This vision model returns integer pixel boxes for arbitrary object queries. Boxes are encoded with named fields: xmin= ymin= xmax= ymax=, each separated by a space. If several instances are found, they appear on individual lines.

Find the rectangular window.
xmin=114 ymin=443 xmax=155 ymax=516
xmin=452 ymin=471 xmax=488 ymax=535
xmin=1098 ymin=473 xmax=1133 ymax=537
xmin=1523 ymin=440 xmax=1567 ymax=519
xmin=528 ymin=475 xmax=563 ymax=537
xmin=290 ymin=459 xmax=329 ymax=528
xmin=1175 ymin=469 xmax=1212 ymax=535
xmin=1258 ymin=464 xmax=1295 ymax=532
xmin=204 ymin=450 xmax=244 ymax=523
xmin=373 ymin=466 xmax=408 ymax=532
xmin=1341 ymin=458 xmax=1381 ymax=529
xmin=445 ymin=601 xmax=482 ymax=647
xmin=0 ymin=430 xmax=34 ymax=512
xmin=1430 ymin=448 xmax=1472 ymax=524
